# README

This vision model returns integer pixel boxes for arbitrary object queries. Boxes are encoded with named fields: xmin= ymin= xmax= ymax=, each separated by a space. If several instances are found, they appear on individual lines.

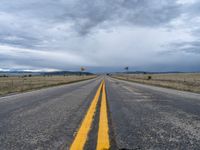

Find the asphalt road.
xmin=106 ymin=77 xmax=200 ymax=150
xmin=0 ymin=76 xmax=200 ymax=150
xmin=0 ymin=77 xmax=102 ymax=150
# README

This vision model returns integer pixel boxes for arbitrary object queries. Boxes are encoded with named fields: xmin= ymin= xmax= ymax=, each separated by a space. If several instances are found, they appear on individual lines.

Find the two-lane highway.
xmin=0 ymin=76 xmax=200 ymax=150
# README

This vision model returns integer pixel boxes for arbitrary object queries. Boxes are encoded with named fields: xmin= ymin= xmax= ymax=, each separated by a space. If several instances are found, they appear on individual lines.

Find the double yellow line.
xmin=70 ymin=80 xmax=110 ymax=150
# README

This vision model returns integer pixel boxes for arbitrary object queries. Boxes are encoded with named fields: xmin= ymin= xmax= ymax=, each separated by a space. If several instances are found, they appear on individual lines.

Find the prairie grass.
xmin=0 ymin=75 xmax=96 ymax=96
xmin=113 ymin=73 xmax=200 ymax=93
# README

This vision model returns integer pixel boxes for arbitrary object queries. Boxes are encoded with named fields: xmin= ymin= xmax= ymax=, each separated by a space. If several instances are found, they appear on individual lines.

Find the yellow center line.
xmin=96 ymin=81 xmax=110 ymax=150
xmin=70 ymin=81 xmax=103 ymax=150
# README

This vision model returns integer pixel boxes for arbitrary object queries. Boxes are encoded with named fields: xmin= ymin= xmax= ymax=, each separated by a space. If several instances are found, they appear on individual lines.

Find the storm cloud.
xmin=0 ymin=0 xmax=200 ymax=72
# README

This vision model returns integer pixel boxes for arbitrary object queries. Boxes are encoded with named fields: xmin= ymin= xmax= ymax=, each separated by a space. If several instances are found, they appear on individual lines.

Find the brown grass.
xmin=0 ymin=75 xmax=96 ymax=96
xmin=112 ymin=73 xmax=200 ymax=93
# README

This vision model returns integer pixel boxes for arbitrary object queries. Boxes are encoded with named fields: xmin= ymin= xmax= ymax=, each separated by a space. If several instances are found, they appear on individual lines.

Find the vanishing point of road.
xmin=0 ymin=76 xmax=200 ymax=150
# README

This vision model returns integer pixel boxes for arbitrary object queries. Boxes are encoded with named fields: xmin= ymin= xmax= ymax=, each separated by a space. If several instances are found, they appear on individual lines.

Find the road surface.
xmin=0 ymin=76 xmax=200 ymax=149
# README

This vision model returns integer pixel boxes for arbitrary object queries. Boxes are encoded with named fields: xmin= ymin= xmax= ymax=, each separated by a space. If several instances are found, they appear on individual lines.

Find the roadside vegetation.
xmin=112 ymin=73 xmax=200 ymax=93
xmin=0 ymin=75 xmax=96 ymax=96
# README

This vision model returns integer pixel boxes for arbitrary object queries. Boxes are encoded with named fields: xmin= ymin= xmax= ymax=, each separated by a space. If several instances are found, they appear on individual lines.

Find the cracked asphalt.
xmin=0 ymin=76 xmax=200 ymax=150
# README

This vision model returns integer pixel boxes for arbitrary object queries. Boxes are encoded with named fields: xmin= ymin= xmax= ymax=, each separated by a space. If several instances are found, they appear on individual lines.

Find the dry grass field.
xmin=0 ymin=75 xmax=96 ymax=96
xmin=112 ymin=73 xmax=200 ymax=93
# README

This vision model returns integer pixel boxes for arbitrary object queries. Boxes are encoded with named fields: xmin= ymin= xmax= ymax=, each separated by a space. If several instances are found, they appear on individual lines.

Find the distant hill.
xmin=42 ymin=71 xmax=93 ymax=76
xmin=112 ymin=71 xmax=184 ymax=75
xmin=0 ymin=71 xmax=94 ymax=76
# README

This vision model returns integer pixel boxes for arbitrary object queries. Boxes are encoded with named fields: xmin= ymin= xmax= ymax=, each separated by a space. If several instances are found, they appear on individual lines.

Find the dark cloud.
xmin=159 ymin=41 xmax=200 ymax=55
xmin=69 ymin=0 xmax=181 ymax=35
xmin=0 ymin=0 xmax=181 ymax=51
xmin=0 ymin=34 xmax=40 ymax=49
xmin=159 ymin=0 xmax=200 ymax=56
xmin=0 ymin=0 xmax=199 ymax=72
xmin=0 ymin=0 xmax=181 ymax=35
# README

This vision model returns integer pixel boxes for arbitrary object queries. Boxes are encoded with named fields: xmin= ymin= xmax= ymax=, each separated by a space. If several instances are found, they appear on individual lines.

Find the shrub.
xmin=147 ymin=76 xmax=152 ymax=80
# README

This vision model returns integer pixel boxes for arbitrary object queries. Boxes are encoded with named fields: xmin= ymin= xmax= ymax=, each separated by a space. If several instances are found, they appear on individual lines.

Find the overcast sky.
xmin=0 ymin=0 xmax=200 ymax=72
